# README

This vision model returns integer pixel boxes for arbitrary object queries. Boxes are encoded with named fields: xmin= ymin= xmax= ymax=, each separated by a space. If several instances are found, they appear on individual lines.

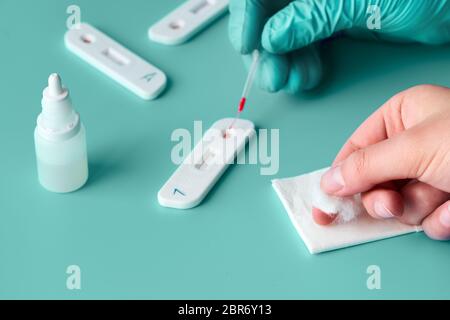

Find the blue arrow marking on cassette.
xmin=173 ymin=188 xmax=186 ymax=196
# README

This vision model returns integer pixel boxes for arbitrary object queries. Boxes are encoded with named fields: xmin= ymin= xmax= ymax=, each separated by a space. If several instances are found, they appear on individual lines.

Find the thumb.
xmin=321 ymin=132 xmax=422 ymax=197
xmin=262 ymin=0 xmax=365 ymax=54
xmin=229 ymin=0 xmax=272 ymax=54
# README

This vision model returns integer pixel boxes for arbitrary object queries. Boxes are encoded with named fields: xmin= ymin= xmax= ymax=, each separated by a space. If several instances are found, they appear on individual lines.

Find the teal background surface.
xmin=0 ymin=0 xmax=449 ymax=299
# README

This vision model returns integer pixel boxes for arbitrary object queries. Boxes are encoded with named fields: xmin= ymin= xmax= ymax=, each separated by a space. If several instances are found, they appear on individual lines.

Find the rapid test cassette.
xmin=149 ymin=0 xmax=229 ymax=45
xmin=158 ymin=118 xmax=255 ymax=209
xmin=65 ymin=23 xmax=167 ymax=100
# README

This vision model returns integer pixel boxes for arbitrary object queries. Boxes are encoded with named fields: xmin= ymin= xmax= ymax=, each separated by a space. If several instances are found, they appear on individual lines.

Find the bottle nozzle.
xmin=48 ymin=73 xmax=65 ymax=97
xmin=40 ymin=72 xmax=77 ymax=136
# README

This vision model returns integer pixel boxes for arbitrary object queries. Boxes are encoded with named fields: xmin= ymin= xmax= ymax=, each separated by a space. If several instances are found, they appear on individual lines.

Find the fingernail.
xmin=439 ymin=204 xmax=450 ymax=228
xmin=322 ymin=166 xmax=345 ymax=193
xmin=374 ymin=201 xmax=395 ymax=219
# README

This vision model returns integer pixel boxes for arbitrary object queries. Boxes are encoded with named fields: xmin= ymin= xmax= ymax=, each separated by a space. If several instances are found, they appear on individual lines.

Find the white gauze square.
xmin=272 ymin=168 xmax=422 ymax=254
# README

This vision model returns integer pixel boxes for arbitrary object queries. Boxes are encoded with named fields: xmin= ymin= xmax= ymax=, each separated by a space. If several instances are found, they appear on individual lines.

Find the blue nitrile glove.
xmin=229 ymin=0 xmax=450 ymax=93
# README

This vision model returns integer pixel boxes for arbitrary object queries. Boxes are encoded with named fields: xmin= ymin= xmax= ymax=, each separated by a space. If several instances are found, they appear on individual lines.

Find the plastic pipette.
xmin=229 ymin=50 xmax=260 ymax=129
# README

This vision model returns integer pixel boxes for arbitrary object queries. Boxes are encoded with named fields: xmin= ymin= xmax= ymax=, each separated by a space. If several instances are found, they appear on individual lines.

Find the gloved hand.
xmin=314 ymin=85 xmax=450 ymax=240
xmin=229 ymin=0 xmax=450 ymax=93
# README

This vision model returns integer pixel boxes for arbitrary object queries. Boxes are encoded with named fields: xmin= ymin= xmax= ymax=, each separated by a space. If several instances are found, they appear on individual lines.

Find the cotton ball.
xmin=311 ymin=172 xmax=364 ymax=224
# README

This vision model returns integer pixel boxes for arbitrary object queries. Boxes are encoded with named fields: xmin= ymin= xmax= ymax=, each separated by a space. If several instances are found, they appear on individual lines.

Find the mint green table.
xmin=0 ymin=0 xmax=449 ymax=299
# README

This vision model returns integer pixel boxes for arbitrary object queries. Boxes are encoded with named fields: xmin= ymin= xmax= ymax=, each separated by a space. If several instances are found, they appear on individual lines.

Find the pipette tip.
xmin=228 ymin=50 xmax=260 ymax=131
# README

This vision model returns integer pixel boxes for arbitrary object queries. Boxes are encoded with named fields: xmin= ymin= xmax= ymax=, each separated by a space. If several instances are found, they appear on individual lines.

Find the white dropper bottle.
xmin=34 ymin=73 xmax=89 ymax=193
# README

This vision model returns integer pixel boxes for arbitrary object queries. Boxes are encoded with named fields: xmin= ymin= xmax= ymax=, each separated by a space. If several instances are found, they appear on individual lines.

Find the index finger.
xmin=228 ymin=0 xmax=276 ymax=54
xmin=333 ymin=93 xmax=405 ymax=165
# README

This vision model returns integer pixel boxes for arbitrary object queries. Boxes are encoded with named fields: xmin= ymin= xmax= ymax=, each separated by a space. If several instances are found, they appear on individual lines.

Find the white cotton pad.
xmin=272 ymin=168 xmax=422 ymax=254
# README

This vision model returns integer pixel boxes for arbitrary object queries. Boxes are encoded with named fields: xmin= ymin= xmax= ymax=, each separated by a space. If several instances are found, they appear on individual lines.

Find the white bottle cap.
xmin=37 ymin=74 xmax=81 ymax=142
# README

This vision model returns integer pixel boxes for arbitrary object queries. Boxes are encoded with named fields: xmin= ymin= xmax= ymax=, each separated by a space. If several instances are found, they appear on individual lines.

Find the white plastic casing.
xmin=158 ymin=118 xmax=255 ymax=209
xmin=149 ymin=0 xmax=229 ymax=45
xmin=65 ymin=23 xmax=167 ymax=100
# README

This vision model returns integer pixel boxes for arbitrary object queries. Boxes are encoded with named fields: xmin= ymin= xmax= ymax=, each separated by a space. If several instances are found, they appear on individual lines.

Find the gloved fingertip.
xmin=260 ymin=80 xmax=281 ymax=93
xmin=228 ymin=24 xmax=246 ymax=54
xmin=284 ymin=77 xmax=302 ymax=95
xmin=258 ymin=53 xmax=289 ymax=93
xmin=229 ymin=0 xmax=268 ymax=54
xmin=258 ymin=67 xmax=281 ymax=93
xmin=284 ymin=47 xmax=323 ymax=93
xmin=261 ymin=19 xmax=282 ymax=54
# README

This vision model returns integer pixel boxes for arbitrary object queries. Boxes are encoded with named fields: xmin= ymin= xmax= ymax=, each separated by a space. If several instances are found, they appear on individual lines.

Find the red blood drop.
xmin=312 ymin=207 xmax=338 ymax=226
xmin=238 ymin=97 xmax=247 ymax=112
